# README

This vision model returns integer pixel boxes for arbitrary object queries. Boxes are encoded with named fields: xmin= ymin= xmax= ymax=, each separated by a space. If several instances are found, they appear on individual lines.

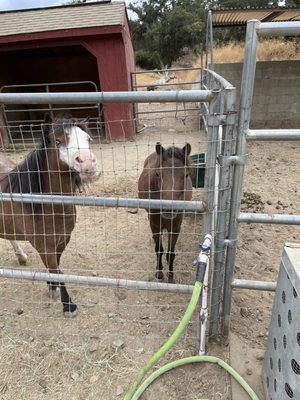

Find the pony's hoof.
xmin=63 ymin=304 xmax=78 ymax=318
xmin=49 ymin=286 xmax=60 ymax=300
xmin=17 ymin=254 xmax=28 ymax=266
xmin=167 ymin=273 xmax=174 ymax=284
xmin=155 ymin=271 xmax=164 ymax=280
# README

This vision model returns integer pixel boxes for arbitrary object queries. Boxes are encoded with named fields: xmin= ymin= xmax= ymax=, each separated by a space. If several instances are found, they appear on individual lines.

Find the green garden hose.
xmin=131 ymin=356 xmax=259 ymax=400
xmin=124 ymin=280 xmax=202 ymax=400
xmin=124 ymin=247 xmax=260 ymax=400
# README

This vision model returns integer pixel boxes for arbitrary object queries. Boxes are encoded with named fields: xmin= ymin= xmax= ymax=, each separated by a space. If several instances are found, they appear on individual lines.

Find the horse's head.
xmin=42 ymin=114 xmax=100 ymax=184
xmin=154 ymin=142 xmax=193 ymax=219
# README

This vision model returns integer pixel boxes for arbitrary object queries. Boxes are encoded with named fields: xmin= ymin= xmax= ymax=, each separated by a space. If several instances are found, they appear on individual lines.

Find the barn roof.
xmin=0 ymin=1 xmax=126 ymax=37
xmin=212 ymin=6 xmax=300 ymax=27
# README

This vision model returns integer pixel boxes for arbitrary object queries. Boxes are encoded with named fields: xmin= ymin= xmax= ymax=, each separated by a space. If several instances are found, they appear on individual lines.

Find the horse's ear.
xmin=78 ymin=116 xmax=90 ymax=130
xmin=80 ymin=116 xmax=90 ymax=124
xmin=156 ymin=142 xmax=165 ymax=157
xmin=42 ymin=113 xmax=52 ymax=136
xmin=182 ymin=143 xmax=191 ymax=157
xmin=44 ymin=113 xmax=52 ymax=125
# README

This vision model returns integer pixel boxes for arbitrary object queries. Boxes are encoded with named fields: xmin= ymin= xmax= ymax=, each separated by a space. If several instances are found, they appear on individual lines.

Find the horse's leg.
xmin=39 ymin=244 xmax=77 ymax=318
xmin=153 ymin=232 xmax=164 ymax=280
xmin=47 ymin=242 xmax=68 ymax=300
xmin=150 ymin=216 xmax=164 ymax=280
xmin=10 ymin=240 xmax=28 ymax=265
xmin=166 ymin=231 xmax=179 ymax=283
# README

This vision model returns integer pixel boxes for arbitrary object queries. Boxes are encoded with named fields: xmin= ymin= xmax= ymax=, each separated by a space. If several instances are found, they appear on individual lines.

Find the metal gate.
xmin=0 ymin=81 xmax=103 ymax=147
xmin=209 ymin=20 xmax=300 ymax=337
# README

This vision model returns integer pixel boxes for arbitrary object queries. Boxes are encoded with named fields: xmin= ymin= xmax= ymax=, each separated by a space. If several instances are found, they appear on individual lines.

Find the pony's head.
xmin=42 ymin=114 xmax=99 ymax=184
xmin=154 ymin=142 xmax=193 ymax=219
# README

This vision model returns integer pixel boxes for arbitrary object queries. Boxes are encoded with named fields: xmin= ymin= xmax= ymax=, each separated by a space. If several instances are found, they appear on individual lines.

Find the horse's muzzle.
xmin=74 ymin=152 xmax=100 ymax=183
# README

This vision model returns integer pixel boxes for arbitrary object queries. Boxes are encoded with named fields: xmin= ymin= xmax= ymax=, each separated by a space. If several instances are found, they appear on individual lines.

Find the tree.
xmin=128 ymin=0 xmax=206 ymax=67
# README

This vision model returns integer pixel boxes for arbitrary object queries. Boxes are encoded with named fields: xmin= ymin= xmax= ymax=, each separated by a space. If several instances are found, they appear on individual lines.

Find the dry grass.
xmin=135 ymin=39 xmax=299 ymax=87
xmin=213 ymin=38 xmax=300 ymax=63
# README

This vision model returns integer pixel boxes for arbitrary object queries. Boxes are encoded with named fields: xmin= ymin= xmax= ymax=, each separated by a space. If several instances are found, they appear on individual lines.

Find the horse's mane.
xmin=7 ymin=145 xmax=47 ymax=194
xmin=162 ymin=146 xmax=191 ymax=165
xmin=3 ymin=116 xmax=80 ymax=194
xmin=160 ymin=146 xmax=194 ymax=176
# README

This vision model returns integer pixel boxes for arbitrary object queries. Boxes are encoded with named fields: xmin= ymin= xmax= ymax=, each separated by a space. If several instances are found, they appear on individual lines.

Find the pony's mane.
xmin=160 ymin=146 xmax=194 ymax=178
xmin=3 ymin=116 xmax=80 ymax=194
xmin=162 ymin=146 xmax=190 ymax=165
xmin=50 ymin=116 xmax=78 ymax=136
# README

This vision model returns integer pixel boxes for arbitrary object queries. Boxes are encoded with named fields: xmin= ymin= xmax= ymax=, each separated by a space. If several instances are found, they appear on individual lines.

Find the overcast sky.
xmin=0 ymin=0 xmax=131 ymax=12
xmin=0 ymin=0 xmax=65 ymax=11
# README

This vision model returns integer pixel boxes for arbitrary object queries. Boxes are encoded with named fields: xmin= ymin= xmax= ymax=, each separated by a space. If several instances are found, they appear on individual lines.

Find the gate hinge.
xmin=218 ymin=154 xmax=247 ymax=167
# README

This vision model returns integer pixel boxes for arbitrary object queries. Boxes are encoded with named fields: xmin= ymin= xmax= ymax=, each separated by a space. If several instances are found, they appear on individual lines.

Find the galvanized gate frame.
xmin=0 ymin=89 xmax=215 ymax=299
xmin=217 ymin=20 xmax=300 ymax=337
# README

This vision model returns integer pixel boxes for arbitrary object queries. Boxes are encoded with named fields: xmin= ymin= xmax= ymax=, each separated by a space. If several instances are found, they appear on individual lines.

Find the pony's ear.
xmin=80 ymin=116 xmax=90 ymax=124
xmin=44 ymin=113 xmax=52 ymax=125
xmin=182 ymin=143 xmax=191 ymax=156
xmin=43 ymin=113 xmax=52 ymax=132
xmin=42 ymin=113 xmax=52 ymax=141
xmin=78 ymin=116 xmax=90 ymax=130
xmin=156 ymin=142 xmax=165 ymax=157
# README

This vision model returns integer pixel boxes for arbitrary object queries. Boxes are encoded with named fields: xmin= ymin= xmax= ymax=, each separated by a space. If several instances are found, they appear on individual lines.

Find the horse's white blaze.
xmin=58 ymin=126 xmax=99 ymax=182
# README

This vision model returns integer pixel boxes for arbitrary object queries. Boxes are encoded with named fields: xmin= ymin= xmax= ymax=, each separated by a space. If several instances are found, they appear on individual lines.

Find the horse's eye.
xmin=55 ymin=139 xmax=61 ymax=147
xmin=186 ymin=174 xmax=189 ymax=178
xmin=155 ymin=171 xmax=159 ymax=177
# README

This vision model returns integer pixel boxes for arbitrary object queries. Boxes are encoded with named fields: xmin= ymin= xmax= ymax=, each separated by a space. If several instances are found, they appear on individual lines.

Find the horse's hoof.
xmin=17 ymin=254 xmax=28 ymax=266
xmin=63 ymin=304 xmax=78 ymax=318
xmin=49 ymin=286 xmax=60 ymax=300
xmin=167 ymin=273 xmax=174 ymax=284
xmin=155 ymin=271 xmax=164 ymax=280
xmin=64 ymin=308 xmax=78 ymax=318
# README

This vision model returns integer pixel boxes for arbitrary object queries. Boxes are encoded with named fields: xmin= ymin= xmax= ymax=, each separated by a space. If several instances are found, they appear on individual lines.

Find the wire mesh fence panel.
xmin=0 ymin=104 xmax=232 ymax=400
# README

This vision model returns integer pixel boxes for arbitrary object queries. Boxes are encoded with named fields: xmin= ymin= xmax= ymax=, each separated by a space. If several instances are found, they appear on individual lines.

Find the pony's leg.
xmin=153 ymin=233 xmax=164 ymax=280
xmin=47 ymin=248 xmax=64 ymax=300
xmin=150 ymin=216 xmax=164 ymax=280
xmin=166 ymin=232 xmax=180 ymax=283
xmin=39 ymin=249 xmax=77 ymax=318
xmin=10 ymin=240 xmax=28 ymax=265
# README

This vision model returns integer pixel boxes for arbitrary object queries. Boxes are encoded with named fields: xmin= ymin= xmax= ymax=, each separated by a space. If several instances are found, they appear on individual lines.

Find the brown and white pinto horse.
xmin=138 ymin=143 xmax=193 ymax=283
xmin=0 ymin=114 xmax=99 ymax=317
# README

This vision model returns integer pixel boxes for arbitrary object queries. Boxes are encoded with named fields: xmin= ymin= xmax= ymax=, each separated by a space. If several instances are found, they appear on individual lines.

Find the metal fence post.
xmin=209 ymin=85 xmax=236 ymax=337
xmin=221 ymin=20 xmax=260 ymax=336
xmin=202 ymin=90 xmax=222 ymax=236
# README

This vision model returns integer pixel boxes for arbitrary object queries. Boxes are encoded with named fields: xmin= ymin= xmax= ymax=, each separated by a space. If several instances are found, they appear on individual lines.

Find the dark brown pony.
xmin=138 ymin=143 xmax=193 ymax=283
xmin=0 ymin=114 xmax=99 ymax=317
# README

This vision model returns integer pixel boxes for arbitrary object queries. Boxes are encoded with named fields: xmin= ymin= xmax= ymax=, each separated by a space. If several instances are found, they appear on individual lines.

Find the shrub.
xmin=135 ymin=50 xmax=161 ymax=70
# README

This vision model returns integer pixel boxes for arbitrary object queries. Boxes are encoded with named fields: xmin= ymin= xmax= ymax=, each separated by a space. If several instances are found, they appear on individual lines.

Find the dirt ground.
xmin=0 ymin=103 xmax=299 ymax=400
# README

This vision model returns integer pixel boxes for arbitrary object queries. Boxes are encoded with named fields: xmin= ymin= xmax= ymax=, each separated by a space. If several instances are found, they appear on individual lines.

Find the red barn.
xmin=0 ymin=1 xmax=136 ymax=143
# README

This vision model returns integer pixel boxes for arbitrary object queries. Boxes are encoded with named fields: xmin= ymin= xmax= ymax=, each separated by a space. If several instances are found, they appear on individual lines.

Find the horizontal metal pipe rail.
xmin=238 ymin=213 xmax=300 ymax=225
xmin=0 ymin=90 xmax=215 ymax=104
xmin=136 ymin=107 xmax=200 ymax=115
xmin=133 ymin=67 xmax=201 ymax=75
xmin=257 ymin=21 xmax=300 ymax=37
xmin=204 ymin=68 xmax=235 ymax=90
xmin=232 ymin=279 xmax=276 ymax=291
xmin=247 ymin=129 xmax=300 ymax=141
xmin=0 ymin=268 xmax=194 ymax=295
xmin=133 ymin=80 xmax=202 ymax=89
xmin=0 ymin=193 xmax=206 ymax=213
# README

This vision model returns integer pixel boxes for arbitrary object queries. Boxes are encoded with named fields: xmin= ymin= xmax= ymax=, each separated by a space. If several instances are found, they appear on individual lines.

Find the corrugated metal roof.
xmin=0 ymin=1 xmax=126 ymax=37
xmin=212 ymin=7 xmax=300 ymax=27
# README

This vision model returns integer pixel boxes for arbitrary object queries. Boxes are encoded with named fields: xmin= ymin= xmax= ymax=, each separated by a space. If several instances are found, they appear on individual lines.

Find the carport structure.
xmin=0 ymin=0 xmax=135 ymax=143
